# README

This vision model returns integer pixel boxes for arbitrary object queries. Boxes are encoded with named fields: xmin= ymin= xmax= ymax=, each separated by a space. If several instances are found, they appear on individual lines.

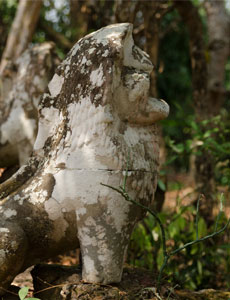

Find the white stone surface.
xmin=48 ymin=73 xmax=64 ymax=97
xmin=0 ymin=42 xmax=57 ymax=166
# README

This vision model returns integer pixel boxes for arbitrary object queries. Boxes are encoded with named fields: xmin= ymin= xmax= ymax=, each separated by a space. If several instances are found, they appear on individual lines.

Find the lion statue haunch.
xmin=0 ymin=23 xmax=169 ymax=293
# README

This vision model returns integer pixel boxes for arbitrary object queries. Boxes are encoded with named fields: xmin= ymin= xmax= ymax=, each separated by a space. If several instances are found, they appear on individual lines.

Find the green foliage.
xmin=0 ymin=0 xmax=17 ymax=58
xmin=165 ymin=110 xmax=230 ymax=187
xmin=0 ymin=0 xmax=17 ymax=23
xmin=157 ymin=10 xmax=193 ymax=173
xmin=157 ymin=5 xmax=229 ymax=180
xmin=128 ymin=203 xmax=230 ymax=290
xmin=18 ymin=287 xmax=40 ymax=300
xmin=102 ymin=161 xmax=230 ymax=291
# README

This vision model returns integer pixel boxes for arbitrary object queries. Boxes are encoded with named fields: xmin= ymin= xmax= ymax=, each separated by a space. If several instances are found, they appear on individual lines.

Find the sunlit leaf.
xmin=19 ymin=287 xmax=29 ymax=300
xmin=158 ymin=179 xmax=166 ymax=191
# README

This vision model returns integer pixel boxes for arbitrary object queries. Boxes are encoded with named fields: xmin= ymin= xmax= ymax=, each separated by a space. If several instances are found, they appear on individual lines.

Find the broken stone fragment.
xmin=0 ymin=23 xmax=169 ymax=295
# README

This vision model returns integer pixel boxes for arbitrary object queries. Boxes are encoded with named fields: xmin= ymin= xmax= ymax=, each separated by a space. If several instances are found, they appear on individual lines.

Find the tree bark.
xmin=0 ymin=0 xmax=42 ymax=75
xmin=115 ymin=0 xmax=138 ymax=24
xmin=173 ymin=0 xmax=215 ymax=223
xmin=204 ymin=0 xmax=230 ymax=114
xmin=0 ymin=10 xmax=9 ymax=61
xmin=174 ymin=0 xmax=209 ymax=120
xmin=69 ymin=0 xmax=88 ymax=40
xmin=141 ymin=1 xmax=170 ymax=98
xmin=70 ymin=0 xmax=115 ymax=42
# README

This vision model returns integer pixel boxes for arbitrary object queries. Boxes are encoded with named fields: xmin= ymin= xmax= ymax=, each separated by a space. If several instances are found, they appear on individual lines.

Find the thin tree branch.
xmin=39 ymin=20 xmax=73 ymax=50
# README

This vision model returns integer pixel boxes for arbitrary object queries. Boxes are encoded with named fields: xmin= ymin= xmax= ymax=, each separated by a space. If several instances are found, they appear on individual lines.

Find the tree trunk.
xmin=173 ymin=0 xmax=209 ymax=119
xmin=0 ymin=10 xmax=9 ymax=61
xmin=70 ymin=0 xmax=114 ymax=41
xmin=141 ymin=1 xmax=170 ymax=98
xmin=0 ymin=0 xmax=42 ymax=75
xmin=115 ymin=0 xmax=138 ymax=24
xmin=174 ymin=0 xmax=215 ymax=223
xmin=0 ymin=42 xmax=59 ymax=167
xmin=204 ymin=0 xmax=230 ymax=115
xmin=69 ymin=0 xmax=89 ymax=40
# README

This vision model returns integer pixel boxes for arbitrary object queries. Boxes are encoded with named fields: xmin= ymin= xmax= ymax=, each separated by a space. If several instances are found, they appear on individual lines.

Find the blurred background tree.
xmin=0 ymin=0 xmax=229 ymax=291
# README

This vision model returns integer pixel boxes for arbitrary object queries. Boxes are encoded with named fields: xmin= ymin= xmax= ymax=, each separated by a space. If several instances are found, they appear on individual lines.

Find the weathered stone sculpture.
xmin=0 ymin=42 xmax=58 ymax=167
xmin=0 ymin=23 xmax=169 ymax=294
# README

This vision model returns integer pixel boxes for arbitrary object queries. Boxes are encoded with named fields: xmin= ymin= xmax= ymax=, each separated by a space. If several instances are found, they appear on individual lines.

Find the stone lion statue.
xmin=0 ymin=23 xmax=169 ymax=294
xmin=0 ymin=42 xmax=58 ymax=168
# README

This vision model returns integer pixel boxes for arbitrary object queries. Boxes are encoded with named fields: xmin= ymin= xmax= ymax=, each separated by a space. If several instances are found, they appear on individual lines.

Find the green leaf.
xmin=158 ymin=179 xmax=166 ymax=191
xmin=178 ymin=216 xmax=186 ymax=230
xmin=197 ymin=260 xmax=203 ymax=275
xmin=19 ymin=287 xmax=29 ymax=300
xmin=168 ymin=222 xmax=178 ymax=238
xmin=157 ymin=248 xmax=164 ymax=269
xmin=27 ymin=298 xmax=41 ymax=300
xmin=172 ymin=143 xmax=185 ymax=154
xmin=197 ymin=218 xmax=207 ymax=237
xmin=190 ymin=245 xmax=198 ymax=255
xmin=165 ymin=155 xmax=177 ymax=165
xmin=203 ymin=130 xmax=211 ymax=138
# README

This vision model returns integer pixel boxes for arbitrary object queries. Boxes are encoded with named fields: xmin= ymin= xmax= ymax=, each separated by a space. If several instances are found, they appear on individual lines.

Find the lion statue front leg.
xmin=76 ymin=181 xmax=136 ymax=284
